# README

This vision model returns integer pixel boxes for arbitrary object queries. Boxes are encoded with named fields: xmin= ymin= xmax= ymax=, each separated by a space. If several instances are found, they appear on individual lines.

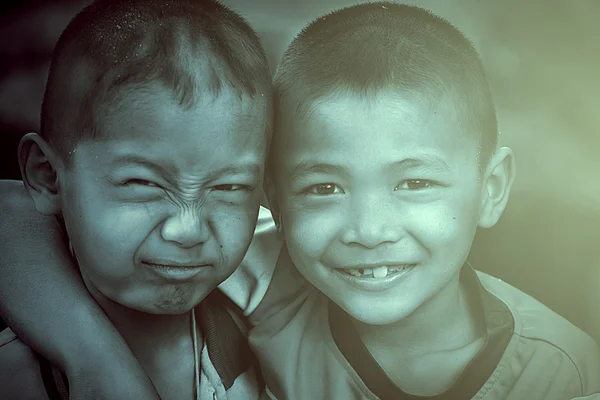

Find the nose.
xmin=341 ymin=193 xmax=403 ymax=249
xmin=160 ymin=207 xmax=210 ymax=248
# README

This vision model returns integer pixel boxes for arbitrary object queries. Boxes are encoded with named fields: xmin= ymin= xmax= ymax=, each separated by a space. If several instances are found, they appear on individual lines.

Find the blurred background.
xmin=0 ymin=0 xmax=598 ymax=340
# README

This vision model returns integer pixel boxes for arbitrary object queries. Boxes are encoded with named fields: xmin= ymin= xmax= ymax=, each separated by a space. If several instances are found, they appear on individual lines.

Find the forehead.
xmin=277 ymin=90 xmax=476 ymax=168
xmin=75 ymin=84 xmax=269 ymax=173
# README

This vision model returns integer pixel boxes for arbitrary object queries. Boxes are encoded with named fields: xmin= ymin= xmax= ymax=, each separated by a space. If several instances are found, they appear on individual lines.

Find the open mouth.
xmin=337 ymin=264 xmax=416 ymax=279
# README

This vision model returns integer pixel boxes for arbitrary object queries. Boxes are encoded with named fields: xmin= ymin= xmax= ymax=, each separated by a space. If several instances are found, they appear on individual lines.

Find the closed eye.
xmin=124 ymin=179 xmax=160 ymax=188
xmin=212 ymin=184 xmax=252 ymax=192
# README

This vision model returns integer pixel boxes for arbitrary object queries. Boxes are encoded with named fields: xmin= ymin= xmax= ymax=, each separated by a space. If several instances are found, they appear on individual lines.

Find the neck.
xmin=354 ymin=274 xmax=484 ymax=357
xmin=81 ymin=273 xmax=195 ymax=366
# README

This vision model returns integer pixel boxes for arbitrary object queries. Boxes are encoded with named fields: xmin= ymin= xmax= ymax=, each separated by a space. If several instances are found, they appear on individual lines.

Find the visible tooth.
xmin=342 ymin=268 xmax=361 ymax=277
xmin=362 ymin=268 xmax=373 ymax=277
xmin=388 ymin=265 xmax=410 ymax=273
xmin=373 ymin=266 xmax=388 ymax=278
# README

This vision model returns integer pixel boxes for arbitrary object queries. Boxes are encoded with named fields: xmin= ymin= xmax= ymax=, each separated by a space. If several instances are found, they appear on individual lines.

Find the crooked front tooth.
xmin=373 ymin=266 xmax=388 ymax=278
xmin=362 ymin=268 xmax=373 ymax=277
xmin=347 ymin=269 xmax=362 ymax=277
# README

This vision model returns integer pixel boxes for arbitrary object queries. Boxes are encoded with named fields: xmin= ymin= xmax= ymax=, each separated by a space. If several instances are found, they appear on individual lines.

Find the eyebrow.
xmin=384 ymin=155 xmax=451 ymax=174
xmin=289 ymin=161 xmax=349 ymax=181
xmin=210 ymin=164 xmax=262 ymax=178
xmin=112 ymin=154 xmax=262 ymax=178
xmin=289 ymin=155 xmax=451 ymax=180
xmin=111 ymin=155 xmax=172 ymax=176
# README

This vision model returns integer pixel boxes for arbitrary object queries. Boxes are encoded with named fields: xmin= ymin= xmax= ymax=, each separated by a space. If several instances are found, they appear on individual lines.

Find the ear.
xmin=18 ymin=133 xmax=64 ymax=215
xmin=478 ymin=146 xmax=516 ymax=228
xmin=263 ymin=172 xmax=284 ymax=239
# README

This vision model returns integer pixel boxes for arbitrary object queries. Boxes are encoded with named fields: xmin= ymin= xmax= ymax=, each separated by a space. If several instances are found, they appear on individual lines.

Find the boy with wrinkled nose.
xmin=0 ymin=0 xmax=272 ymax=399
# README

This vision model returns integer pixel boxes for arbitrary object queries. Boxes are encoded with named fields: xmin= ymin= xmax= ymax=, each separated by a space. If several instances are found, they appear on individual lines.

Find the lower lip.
xmin=143 ymin=262 xmax=209 ymax=280
xmin=333 ymin=265 xmax=417 ymax=292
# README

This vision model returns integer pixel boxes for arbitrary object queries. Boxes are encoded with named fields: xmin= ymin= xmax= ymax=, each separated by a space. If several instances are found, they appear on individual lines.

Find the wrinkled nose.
xmin=161 ymin=209 xmax=209 ymax=248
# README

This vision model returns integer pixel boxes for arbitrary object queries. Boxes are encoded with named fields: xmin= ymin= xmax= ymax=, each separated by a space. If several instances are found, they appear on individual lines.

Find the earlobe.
xmin=478 ymin=146 xmax=516 ymax=228
xmin=18 ymin=133 xmax=64 ymax=215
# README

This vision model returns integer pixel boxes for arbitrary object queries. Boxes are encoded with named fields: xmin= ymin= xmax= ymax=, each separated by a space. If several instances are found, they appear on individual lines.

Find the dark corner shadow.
xmin=0 ymin=125 xmax=24 ymax=180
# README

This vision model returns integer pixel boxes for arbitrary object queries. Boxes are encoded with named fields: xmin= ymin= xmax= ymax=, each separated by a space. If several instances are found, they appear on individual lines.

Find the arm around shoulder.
xmin=0 ymin=329 xmax=50 ymax=400
xmin=0 ymin=179 xmax=160 ymax=399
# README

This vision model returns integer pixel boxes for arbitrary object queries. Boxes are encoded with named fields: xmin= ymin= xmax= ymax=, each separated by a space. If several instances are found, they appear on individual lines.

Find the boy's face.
xmin=59 ymin=84 xmax=268 ymax=315
xmin=272 ymin=90 xmax=491 ymax=325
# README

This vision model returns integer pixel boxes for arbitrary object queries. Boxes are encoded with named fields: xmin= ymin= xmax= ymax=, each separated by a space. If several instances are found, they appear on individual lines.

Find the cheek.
xmin=66 ymin=200 xmax=160 ymax=278
xmin=404 ymin=195 xmax=480 ymax=253
xmin=81 ymin=202 xmax=157 ymax=243
xmin=284 ymin=204 xmax=344 ymax=265
xmin=210 ymin=204 xmax=259 ymax=262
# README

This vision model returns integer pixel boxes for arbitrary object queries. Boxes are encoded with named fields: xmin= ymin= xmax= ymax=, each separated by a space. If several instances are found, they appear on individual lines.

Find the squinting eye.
xmin=394 ymin=179 xmax=434 ymax=191
xmin=124 ymin=179 xmax=159 ymax=188
xmin=213 ymin=184 xmax=249 ymax=192
xmin=306 ymin=183 xmax=343 ymax=196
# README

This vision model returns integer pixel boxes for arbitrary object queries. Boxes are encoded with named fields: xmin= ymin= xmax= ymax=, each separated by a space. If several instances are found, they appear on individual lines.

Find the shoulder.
xmin=477 ymin=271 xmax=600 ymax=393
xmin=0 ymin=180 xmax=31 ymax=210
xmin=0 ymin=179 xmax=26 ymax=198
xmin=0 ymin=328 xmax=49 ymax=399
xmin=219 ymin=206 xmax=281 ymax=316
xmin=477 ymin=271 xmax=598 ymax=350
xmin=249 ymin=284 xmax=329 ymax=363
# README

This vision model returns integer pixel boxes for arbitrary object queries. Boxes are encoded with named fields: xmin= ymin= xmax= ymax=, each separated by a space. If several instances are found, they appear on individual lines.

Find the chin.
xmin=162 ymin=293 xmax=208 ymax=314
xmin=335 ymin=296 xmax=419 ymax=326
xmin=118 ymin=303 xmax=179 ymax=315
xmin=122 ymin=295 xmax=202 ymax=316
xmin=144 ymin=302 xmax=198 ymax=315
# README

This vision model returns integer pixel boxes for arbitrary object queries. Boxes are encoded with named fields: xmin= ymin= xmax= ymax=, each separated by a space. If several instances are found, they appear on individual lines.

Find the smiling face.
xmin=271 ymin=90 xmax=489 ymax=325
xmin=59 ymin=83 xmax=269 ymax=315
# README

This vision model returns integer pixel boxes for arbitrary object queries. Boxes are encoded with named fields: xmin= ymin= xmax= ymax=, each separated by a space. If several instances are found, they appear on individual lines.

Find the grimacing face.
xmin=58 ymin=83 xmax=269 ymax=315
xmin=272 ymin=90 xmax=492 ymax=326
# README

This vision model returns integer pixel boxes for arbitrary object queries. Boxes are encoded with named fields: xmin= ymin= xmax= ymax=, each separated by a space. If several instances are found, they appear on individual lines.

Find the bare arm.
xmin=0 ymin=180 xmax=159 ymax=399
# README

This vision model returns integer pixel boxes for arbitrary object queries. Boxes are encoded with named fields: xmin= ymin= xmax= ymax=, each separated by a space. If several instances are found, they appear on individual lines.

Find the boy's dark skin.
xmin=1 ymin=68 xmax=269 ymax=400
xmin=0 ymin=0 xmax=273 ymax=398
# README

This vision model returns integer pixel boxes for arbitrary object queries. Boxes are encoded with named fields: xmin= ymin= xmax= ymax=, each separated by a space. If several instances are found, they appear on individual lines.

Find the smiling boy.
xmin=249 ymin=3 xmax=600 ymax=398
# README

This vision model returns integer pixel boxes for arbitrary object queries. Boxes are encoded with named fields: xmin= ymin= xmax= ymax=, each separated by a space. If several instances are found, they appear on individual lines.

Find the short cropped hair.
xmin=273 ymin=2 xmax=497 ymax=165
xmin=42 ymin=0 xmax=272 ymax=158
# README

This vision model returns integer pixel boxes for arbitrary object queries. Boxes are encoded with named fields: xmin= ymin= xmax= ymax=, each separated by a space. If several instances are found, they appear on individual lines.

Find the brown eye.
xmin=308 ymin=183 xmax=342 ymax=195
xmin=395 ymin=179 xmax=433 ymax=191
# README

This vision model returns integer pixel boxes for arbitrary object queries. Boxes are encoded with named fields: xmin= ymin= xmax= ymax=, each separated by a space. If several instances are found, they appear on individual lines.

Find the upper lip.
xmin=143 ymin=260 xmax=211 ymax=268
xmin=336 ymin=262 xmax=416 ymax=269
